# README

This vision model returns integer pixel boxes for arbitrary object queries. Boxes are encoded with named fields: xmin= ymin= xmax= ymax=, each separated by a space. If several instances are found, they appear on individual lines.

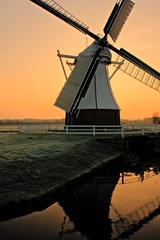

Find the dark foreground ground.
xmin=0 ymin=132 xmax=159 ymax=218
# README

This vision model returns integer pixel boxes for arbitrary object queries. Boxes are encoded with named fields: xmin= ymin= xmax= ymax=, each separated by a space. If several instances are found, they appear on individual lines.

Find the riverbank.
xmin=0 ymin=133 xmax=159 ymax=219
xmin=0 ymin=134 xmax=123 ymax=205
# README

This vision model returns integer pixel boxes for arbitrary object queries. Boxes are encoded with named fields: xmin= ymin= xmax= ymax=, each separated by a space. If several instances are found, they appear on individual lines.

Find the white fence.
xmin=17 ymin=123 xmax=160 ymax=138
xmin=1 ymin=123 xmax=159 ymax=138
xmin=65 ymin=124 xmax=160 ymax=138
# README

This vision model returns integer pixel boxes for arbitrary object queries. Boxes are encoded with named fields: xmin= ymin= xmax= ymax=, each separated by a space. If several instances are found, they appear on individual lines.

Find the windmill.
xmin=30 ymin=0 xmax=160 ymax=126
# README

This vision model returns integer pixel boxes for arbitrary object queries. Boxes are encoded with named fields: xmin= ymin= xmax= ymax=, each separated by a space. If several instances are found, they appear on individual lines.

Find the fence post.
xmin=93 ymin=126 xmax=95 ymax=136
xmin=121 ymin=126 xmax=124 ymax=138
xmin=155 ymin=124 xmax=158 ymax=135
xmin=18 ymin=126 xmax=22 ymax=134
xmin=26 ymin=126 xmax=29 ymax=133
xmin=42 ymin=125 xmax=45 ymax=135
xmin=66 ymin=125 xmax=68 ymax=134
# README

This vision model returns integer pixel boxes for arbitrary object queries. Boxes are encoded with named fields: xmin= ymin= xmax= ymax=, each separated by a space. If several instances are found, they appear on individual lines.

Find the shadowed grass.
xmin=0 ymin=133 xmax=124 ymax=206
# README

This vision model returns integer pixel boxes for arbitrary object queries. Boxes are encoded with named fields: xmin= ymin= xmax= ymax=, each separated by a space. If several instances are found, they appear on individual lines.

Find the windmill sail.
xmin=115 ymin=49 xmax=160 ymax=91
xmin=55 ymin=55 xmax=93 ymax=113
xmin=55 ymin=47 xmax=101 ymax=114
xmin=30 ymin=0 xmax=99 ymax=41
xmin=104 ymin=0 xmax=135 ymax=42
xmin=68 ymin=47 xmax=102 ymax=114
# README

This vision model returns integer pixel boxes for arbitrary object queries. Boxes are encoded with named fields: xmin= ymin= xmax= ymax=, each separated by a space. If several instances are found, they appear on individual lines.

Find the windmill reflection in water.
xmin=58 ymin=165 xmax=159 ymax=240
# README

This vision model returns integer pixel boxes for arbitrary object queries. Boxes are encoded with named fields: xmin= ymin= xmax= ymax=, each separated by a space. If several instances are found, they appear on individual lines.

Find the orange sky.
xmin=0 ymin=0 xmax=160 ymax=120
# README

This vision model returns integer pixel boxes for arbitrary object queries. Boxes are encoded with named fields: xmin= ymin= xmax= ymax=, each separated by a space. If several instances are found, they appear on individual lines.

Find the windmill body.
xmin=56 ymin=41 xmax=120 ymax=125
xmin=30 ymin=0 xmax=160 ymax=126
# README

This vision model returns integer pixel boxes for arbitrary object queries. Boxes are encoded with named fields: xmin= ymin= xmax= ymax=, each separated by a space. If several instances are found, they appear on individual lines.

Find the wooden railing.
xmin=64 ymin=124 xmax=160 ymax=138
xmin=2 ymin=123 xmax=159 ymax=138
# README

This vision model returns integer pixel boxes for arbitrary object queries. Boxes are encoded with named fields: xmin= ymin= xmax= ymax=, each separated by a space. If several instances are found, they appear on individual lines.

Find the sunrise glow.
xmin=0 ymin=0 xmax=160 ymax=120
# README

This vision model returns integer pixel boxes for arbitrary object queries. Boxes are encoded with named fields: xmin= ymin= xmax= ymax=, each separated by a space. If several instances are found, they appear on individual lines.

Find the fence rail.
xmin=64 ymin=124 xmax=160 ymax=138
xmin=1 ymin=123 xmax=159 ymax=137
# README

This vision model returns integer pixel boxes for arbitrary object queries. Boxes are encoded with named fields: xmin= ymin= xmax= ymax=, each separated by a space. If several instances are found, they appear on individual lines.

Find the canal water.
xmin=0 ymin=161 xmax=159 ymax=240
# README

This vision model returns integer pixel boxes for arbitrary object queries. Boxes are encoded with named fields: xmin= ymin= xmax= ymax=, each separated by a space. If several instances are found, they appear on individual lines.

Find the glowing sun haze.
xmin=0 ymin=0 xmax=160 ymax=120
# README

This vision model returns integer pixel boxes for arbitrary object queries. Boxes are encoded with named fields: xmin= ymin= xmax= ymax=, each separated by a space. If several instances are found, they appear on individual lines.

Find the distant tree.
xmin=152 ymin=111 xmax=160 ymax=124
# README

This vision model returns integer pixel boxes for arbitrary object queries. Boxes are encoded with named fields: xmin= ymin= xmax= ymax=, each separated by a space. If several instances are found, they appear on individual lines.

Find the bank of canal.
xmin=0 ymin=133 xmax=159 ymax=219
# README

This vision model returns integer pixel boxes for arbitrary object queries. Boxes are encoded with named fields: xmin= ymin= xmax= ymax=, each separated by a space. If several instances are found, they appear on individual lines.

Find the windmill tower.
xmin=56 ymin=41 xmax=121 ymax=125
xmin=30 ymin=0 xmax=160 ymax=126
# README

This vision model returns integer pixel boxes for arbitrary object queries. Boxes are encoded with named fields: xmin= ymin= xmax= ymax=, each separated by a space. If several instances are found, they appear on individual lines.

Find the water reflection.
xmin=58 ymin=166 xmax=160 ymax=240
xmin=59 ymin=170 xmax=120 ymax=240
xmin=111 ymin=173 xmax=160 ymax=239
xmin=0 ymin=161 xmax=159 ymax=240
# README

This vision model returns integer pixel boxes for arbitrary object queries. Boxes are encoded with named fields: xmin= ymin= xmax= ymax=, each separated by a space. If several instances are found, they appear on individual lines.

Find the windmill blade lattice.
xmin=30 ymin=0 xmax=99 ymax=41
xmin=112 ymin=196 xmax=160 ymax=239
xmin=55 ymin=55 xmax=93 ymax=112
xmin=114 ymin=54 xmax=160 ymax=92
xmin=104 ymin=0 xmax=135 ymax=42
xmin=55 ymin=47 xmax=102 ymax=115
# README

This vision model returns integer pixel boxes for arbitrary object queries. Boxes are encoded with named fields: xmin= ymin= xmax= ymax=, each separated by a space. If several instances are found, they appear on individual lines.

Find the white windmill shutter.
xmin=109 ymin=0 xmax=135 ymax=42
xmin=55 ymin=55 xmax=92 ymax=112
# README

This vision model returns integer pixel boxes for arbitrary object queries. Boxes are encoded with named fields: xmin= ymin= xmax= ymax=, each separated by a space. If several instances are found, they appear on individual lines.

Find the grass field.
xmin=0 ymin=131 xmax=159 ymax=221
xmin=0 ymin=132 xmax=125 ymax=208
